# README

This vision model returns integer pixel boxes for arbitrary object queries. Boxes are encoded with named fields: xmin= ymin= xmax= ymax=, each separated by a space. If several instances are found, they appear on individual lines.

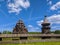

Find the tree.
xmin=54 ymin=30 xmax=60 ymax=34
xmin=3 ymin=30 xmax=12 ymax=34
xmin=50 ymin=31 xmax=55 ymax=34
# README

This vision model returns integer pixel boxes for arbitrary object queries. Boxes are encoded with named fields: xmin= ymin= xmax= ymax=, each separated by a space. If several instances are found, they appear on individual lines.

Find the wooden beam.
xmin=0 ymin=34 xmax=60 ymax=38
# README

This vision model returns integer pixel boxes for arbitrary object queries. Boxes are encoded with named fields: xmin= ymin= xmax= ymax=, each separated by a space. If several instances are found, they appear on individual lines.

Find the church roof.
xmin=17 ymin=20 xmax=23 ymax=24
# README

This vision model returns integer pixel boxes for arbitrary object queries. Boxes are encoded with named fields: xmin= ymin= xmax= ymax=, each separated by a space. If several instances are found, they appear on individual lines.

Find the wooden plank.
xmin=0 ymin=34 xmax=60 ymax=38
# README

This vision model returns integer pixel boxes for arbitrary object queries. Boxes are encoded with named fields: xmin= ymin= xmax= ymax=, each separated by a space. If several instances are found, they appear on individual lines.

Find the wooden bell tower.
xmin=41 ymin=16 xmax=50 ymax=34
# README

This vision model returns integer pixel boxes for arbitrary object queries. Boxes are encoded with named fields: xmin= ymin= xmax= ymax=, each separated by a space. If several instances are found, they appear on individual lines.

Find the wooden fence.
xmin=0 ymin=34 xmax=60 ymax=43
xmin=0 ymin=34 xmax=60 ymax=37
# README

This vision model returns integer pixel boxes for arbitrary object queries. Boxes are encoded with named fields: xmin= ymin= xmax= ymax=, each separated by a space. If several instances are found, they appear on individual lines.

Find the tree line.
xmin=0 ymin=30 xmax=60 ymax=34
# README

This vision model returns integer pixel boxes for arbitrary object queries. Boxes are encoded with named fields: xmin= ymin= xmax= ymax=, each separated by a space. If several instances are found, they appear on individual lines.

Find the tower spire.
xmin=43 ymin=15 xmax=49 ymax=23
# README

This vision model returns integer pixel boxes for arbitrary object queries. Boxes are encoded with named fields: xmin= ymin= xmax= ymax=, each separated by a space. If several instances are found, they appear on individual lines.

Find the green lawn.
xmin=0 ymin=42 xmax=60 ymax=45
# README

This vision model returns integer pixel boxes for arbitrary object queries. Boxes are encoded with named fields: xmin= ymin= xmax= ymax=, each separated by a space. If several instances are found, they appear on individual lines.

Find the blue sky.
xmin=0 ymin=0 xmax=60 ymax=32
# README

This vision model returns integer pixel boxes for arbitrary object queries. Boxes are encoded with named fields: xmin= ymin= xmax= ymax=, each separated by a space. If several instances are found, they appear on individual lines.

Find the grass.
xmin=0 ymin=42 xmax=60 ymax=45
xmin=28 ymin=32 xmax=41 ymax=34
xmin=2 ymin=37 xmax=40 ymax=41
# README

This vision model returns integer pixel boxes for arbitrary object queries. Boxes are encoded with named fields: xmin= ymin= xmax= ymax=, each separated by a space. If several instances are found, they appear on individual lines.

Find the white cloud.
xmin=37 ymin=14 xmax=60 ymax=26
xmin=7 ymin=0 xmax=30 ymax=14
xmin=50 ymin=1 xmax=60 ymax=10
xmin=47 ymin=0 xmax=52 ymax=5
xmin=48 ymin=14 xmax=60 ymax=24
xmin=51 ymin=26 xmax=60 ymax=29
xmin=48 ymin=1 xmax=52 ymax=5
xmin=28 ymin=25 xmax=40 ymax=32
xmin=51 ymin=25 xmax=60 ymax=31
xmin=37 ymin=20 xmax=43 ymax=26
xmin=28 ymin=25 xmax=33 ymax=27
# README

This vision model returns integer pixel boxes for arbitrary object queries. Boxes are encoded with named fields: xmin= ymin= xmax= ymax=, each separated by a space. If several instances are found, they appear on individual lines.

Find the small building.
xmin=41 ymin=16 xmax=50 ymax=34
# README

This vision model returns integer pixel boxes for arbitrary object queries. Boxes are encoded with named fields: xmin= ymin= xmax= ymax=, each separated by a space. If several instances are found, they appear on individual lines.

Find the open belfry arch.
xmin=41 ymin=16 xmax=50 ymax=34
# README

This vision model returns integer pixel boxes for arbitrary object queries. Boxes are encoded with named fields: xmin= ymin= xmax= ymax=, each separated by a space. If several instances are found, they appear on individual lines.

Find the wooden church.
xmin=13 ymin=20 xmax=28 ymax=34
